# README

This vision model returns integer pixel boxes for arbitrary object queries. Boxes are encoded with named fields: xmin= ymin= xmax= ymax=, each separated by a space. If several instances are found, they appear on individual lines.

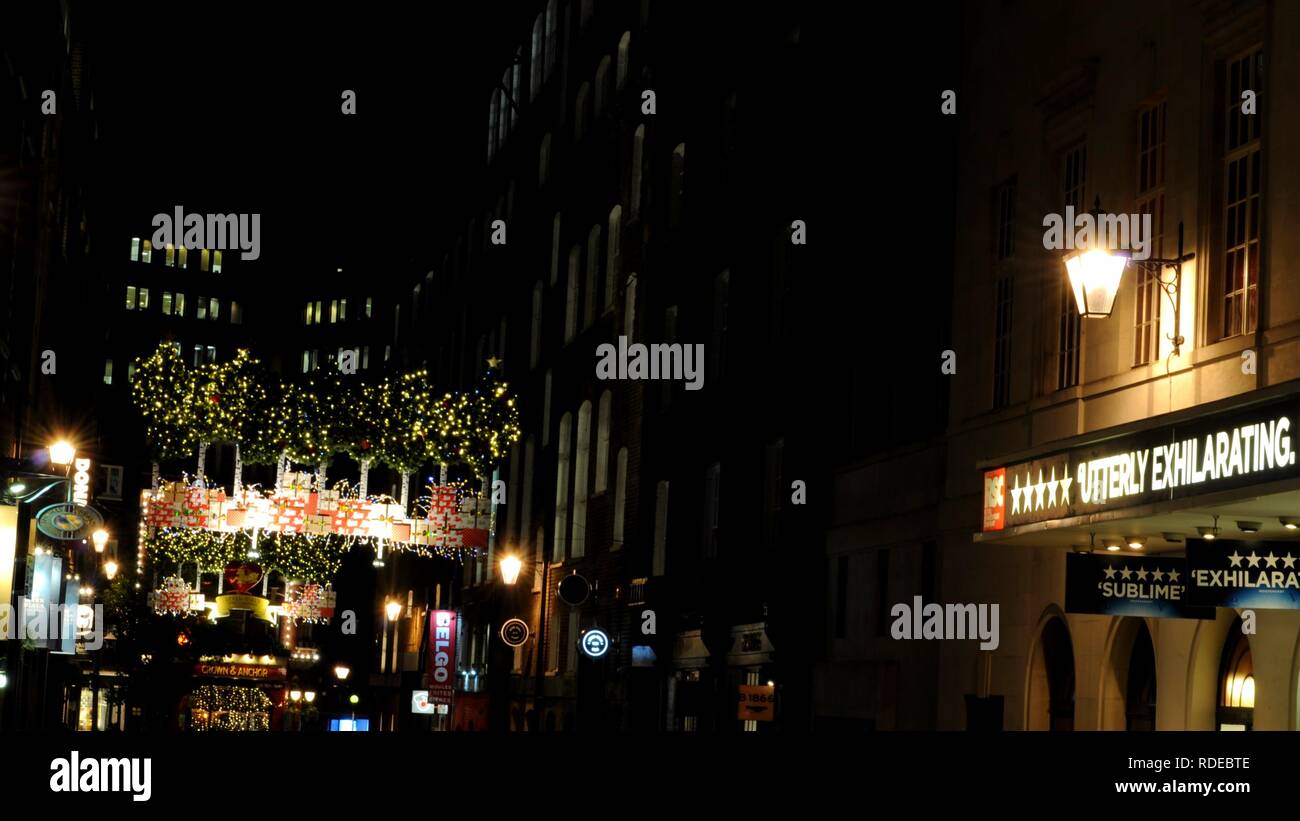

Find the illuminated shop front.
xmin=977 ymin=384 xmax=1300 ymax=730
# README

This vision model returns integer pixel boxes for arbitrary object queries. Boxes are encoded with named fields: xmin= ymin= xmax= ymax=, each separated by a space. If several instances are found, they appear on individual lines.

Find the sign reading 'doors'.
xmin=1187 ymin=538 xmax=1300 ymax=610
xmin=428 ymin=609 xmax=457 ymax=705
xmin=1065 ymin=553 xmax=1212 ymax=620
xmin=983 ymin=395 xmax=1300 ymax=531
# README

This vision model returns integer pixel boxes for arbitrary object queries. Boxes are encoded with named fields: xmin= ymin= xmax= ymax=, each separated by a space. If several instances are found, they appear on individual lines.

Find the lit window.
xmin=193 ymin=345 xmax=203 ymax=367
xmin=125 ymin=286 xmax=136 ymax=310
xmin=625 ymin=273 xmax=637 ymax=339
xmin=554 ymin=413 xmax=572 ymax=561
xmin=138 ymin=288 xmax=149 ymax=310
xmin=305 ymin=303 xmax=312 ymax=325
xmin=212 ymin=251 xmax=222 ymax=273
xmin=231 ymin=301 xmax=242 ymax=324
xmin=595 ymin=391 xmax=611 ymax=492
xmin=530 ymin=14 xmax=543 ymax=102
xmin=178 ymin=246 xmax=188 ymax=268
xmin=544 ymin=0 xmax=557 ymax=79
xmin=340 ymin=298 xmax=347 ymax=321
xmin=331 ymin=300 xmax=339 ymax=324
xmin=315 ymin=301 xmax=322 ymax=323
xmin=631 ymin=125 xmax=645 ymax=218
xmin=162 ymin=292 xmax=173 ymax=316
xmin=617 ymin=32 xmax=631 ymax=91
xmin=572 ymin=401 xmax=592 ymax=558
xmin=206 ymin=346 xmax=216 ymax=364
xmin=365 ymin=297 xmax=373 ymax=319
xmin=302 ymin=351 xmax=310 ymax=373
xmin=362 ymin=346 xmax=370 ymax=369
xmin=201 ymin=249 xmax=210 ymax=272
xmin=103 ymin=359 xmax=113 ymax=386
xmin=613 ymin=448 xmax=628 ymax=546
xmin=165 ymin=244 xmax=175 ymax=266
xmin=175 ymin=293 xmax=185 ymax=317
xmin=141 ymin=240 xmax=152 ymax=263
xmin=127 ymin=362 xmax=137 ymax=382
xmin=209 ymin=298 xmax=219 ymax=321
xmin=130 ymin=237 xmax=140 ymax=261
xmin=311 ymin=350 xmax=319 ymax=371
xmin=197 ymin=297 xmax=207 ymax=320
xmin=606 ymin=205 xmax=621 ymax=305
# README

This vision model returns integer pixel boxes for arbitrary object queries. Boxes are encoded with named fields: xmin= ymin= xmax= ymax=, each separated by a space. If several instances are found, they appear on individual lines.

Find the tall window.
xmin=617 ymin=32 xmax=631 ymax=91
xmin=575 ymin=82 xmax=591 ymax=140
xmin=165 ymin=244 xmax=175 ymax=266
xmin=662 ymin=306 xmax=678 ymax=407
xmin=613 ymin=448 xmax=628 ymax=547
xmin=530 ymin=14 xmax=544 ymax=102
xmin=584 ymin=225 xmax=601 ymax=326
xmin=1222 ymin=47 xmax=1263 ymax=339
xmin=103 ymin=359 xmax=113 ymax=386
xmin=129 ymin=237 xmax=140 ymax=261
xmin=565 ymin=246 xmax=580 ymax=342
xmin=125 ymin=286 xmax=136 ymax=310
xmin=572 ymin=402 xmax=592 ymax=558
xmin=554 ymin=413 xmax=573 ymax=561
xmin=488 ymin=90 xmax=500 ymax=162
xmin=1058 ymin=143 xmax=1086 ymax=389
xmin=594 ymin=57 xmax=611 ymax=119
xmin=209 ymin=297 xmax=219 ymax=321
xmin=543 ymin=369 xmax=553 ymax=446
xmin=670 ymin=143 xmax=686 ymax=227
xmin=631 ymin=125 xmax=645 ymax=218
xmin=178 ymin=246 xmax=188 ymax=268
xmin=539 ymin=132 xmax=552 ymax=186
xmin=197 ymin=296 xmax=207 ymax=320
xmin=1135 ymin=100 xmax=1167 ymax=365
xmin=138 ymin=288 xmax=150 ymax=310
xmin=201 ymin=249 xmax=210 ymax=272
xmin=365 ymin=297 xmax=373 ymax=319
xmin=522 ymin=436 xmax=536 ymax=548
xmin=703 ymin=462 xmax=720 ymax=559
xmin=551 ymin=213 xmax=562 ymax=285
xmin=624 ymin=273 xmax=637 ymax=339
xmin=162 ymin=292 xmax=173 ymax=315
xmin=606 ymin=206 xmax=621 ymax=305
xmin=652 ymin=480 xmax=669 ymax=576
xmin=231 ymin=301 xmax=243 ymax=324
xmin=175 ymin=293 xmax=185 ymax=317
xmin=141 ymin=240 xmax=152 ymax=263
xmin=994 ymin=276 xmax=1013 ymax=408
xmin=212 ymin=251 xmax=222 ymax=273
xmin=305 ymin=302 xmax=313 ymax=325
xmin=595 ymin=391 xmax=611 ymax=492
xmin=531 ymin=281 xmax=544 ymax=369
xmin=544 ymin=0 xmax=557 ymax=80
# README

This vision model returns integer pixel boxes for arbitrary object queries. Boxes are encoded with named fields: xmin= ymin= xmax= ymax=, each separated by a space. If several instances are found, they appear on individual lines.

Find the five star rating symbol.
xmin=1103 ymin=561 xmax=1181 ymax=585
xmin=1009 ymin=466 xmax=1073 ymax=516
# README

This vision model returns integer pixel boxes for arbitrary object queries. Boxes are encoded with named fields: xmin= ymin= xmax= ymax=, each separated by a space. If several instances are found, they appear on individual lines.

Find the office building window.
xmin=175 ymin=293 xmax=185 ymax=317
xmin=1058 ymin=142 xmax=1085 ymax=390
xmin=1135 ymin=100 xmax=1167 ymax=366
xmin=213 ymin=251 xmax=222 ymax=273
xmin=125 ymin=286 xmax=136 ymax=310
xmin=365 ymin=297 xmax=373 ymax=319
xmin=531 ymin=281 xmax=543 ymax=369
xmin=631 ymin=125 xmax=645 ymax=219
xmin=617 ymin=32 xmax=631 ymax=91
xmin=206 ymin=346 xmax=216 ymax=364
xmin=625 ymin=273 xmax=637 ymax=339
xmin=209 ymin=298 xmax=219 ymax=321
xmin=652 ymin=481 xmax=669 ymax=576
xmin=178 ymin=246 xmax=188 ymax=268
xmin=162 ymin=292 xmax=173 ymax=315
xmin=613 ymin=447 xmax=628 ymax=547
xmin=565 ymin=246 xmax=580 ymax=342
xmin=703 ymin=462 xmax=721 ymax=559
xmin=530 ymin=14 xmax=544 ymax=102
xmin=103 ymin=359 xmax=113 ymax=386
xmin=584 ymin=225 xmax=601 ymax=326
xmin=362 ymin=346 xmax=370 ymax=369
xmin=1222 ymin=47 xmax=1264 ymax=339
xmin=197 ymin=297 xmax=207 ymax=320
xmin=572 ymin=402 xmax=592 ymax=558
xmin=130 ymin=237 xmax=140 ymax=261
xmin=201 ymin=249 xmax=210 ymax=272
xmin=302 ymin=351 xmax=310 ymax=373
xmin=594 ymin=56 xmax=611 ymax=119
xmin=551 ymin=213 xmax=562 ymax=286
xmin=193 ymin=345 xmax=203 ymax=367
xmin=595 ymin=391 xmax=611 ymax=492
xmin=606 ymin=206 xmax=621 ymax=305
xmin=331 ymin=299 xmax=339 ymax=324
xmin=138 ymin=288 xmax=150 ymax=310
xmin=165 ymin=244 xmax=175 ymax=266
xmin=543 ymin=369 xmax=553 ymax=447
xmin=670 ymin=143 xmax=686 ymax=227
xmin=141 ymin=240 xmax=152 ymax=263
xmin=993 ymin=276 xmax=1013 ymax=408
xmin=340 ymin=298 xmax=347 ymax=321
xmin=554 ymin=413 xmax=572 ymax=562
xmin=544 ymin=0 xmax=557 ymax=80
xmin=231 ymin=301 xmax=242 ymax=324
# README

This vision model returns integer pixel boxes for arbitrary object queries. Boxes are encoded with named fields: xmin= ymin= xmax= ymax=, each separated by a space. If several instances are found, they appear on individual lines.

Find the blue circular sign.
xmin=580 ymin=628 xmax=609 ymax=659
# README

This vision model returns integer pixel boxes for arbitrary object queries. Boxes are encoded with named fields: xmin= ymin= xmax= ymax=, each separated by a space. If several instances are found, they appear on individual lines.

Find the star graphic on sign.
xmin=486 ymin=356 xmax=502 ymax=369
xmin=1168 ymin=568 xmax=1180 ymax=583
xmin=1152 ymin=569 xmax=1165 ymax=582
xmin=1010 ymin=475 xmax=1022 ymax=515
xmin=1265 ymin=552 xmax=1279 ymax=568
xmin=1228 ymin=551 xmax=1244 ymax=567
xmin=1104 ymin=566 xmax=1117 ymax=579
xmin=1247 ymin=551 xmax=1261 ymax=568
xmin=1047 ymin=467 xmax=1059 ymax=507
xmin=1120 ymin=566 xmax=1133 ymax=580
xmin=1135 ymin=568 xmax=1149 ymax=581
xmin=1285 ymin=553 xmax=1297 ymax=569
xmin=1034 ymin=469 xmax=1047 ymax=510
xmin=1059 ymin=476 xmax=1072 ymax=505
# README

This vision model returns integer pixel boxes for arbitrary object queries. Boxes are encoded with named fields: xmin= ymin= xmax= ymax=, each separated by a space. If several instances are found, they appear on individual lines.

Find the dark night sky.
xmin=86 ymin=1 xmax=535 ymax=290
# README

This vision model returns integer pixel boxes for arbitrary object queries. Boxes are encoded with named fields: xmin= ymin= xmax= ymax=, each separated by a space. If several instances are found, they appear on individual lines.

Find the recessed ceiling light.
xmin=1103 ymin=540 xmax=1122 ymax=551
xmin=1238 ymin=521 xmax=1262 ymax=534
xmin=1127 ymin=537 xmax=1145 ymax=549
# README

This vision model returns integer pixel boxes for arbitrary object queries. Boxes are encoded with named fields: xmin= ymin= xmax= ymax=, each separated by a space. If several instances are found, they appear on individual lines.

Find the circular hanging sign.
xmin=500 ymin=618 xmax=530 ymax=647
xmin=557 ymin=573 xmax=591 ymax=607
xmin=580 ymin=628 xmax=610 ymax=659
xmin=35 ymin=503 xmax=103 ymax=541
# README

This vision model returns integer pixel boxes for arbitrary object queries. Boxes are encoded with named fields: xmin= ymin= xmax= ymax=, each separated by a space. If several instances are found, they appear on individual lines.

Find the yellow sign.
xmin=214 ymin=593 xmax=272 ymax=621
xmin=738 ymin=684 xmax=775 ymax=721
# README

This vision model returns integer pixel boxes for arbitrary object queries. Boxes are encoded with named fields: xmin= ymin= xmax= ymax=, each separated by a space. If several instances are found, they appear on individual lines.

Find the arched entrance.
xmin=1216 ymin=617 xmax=1254 ymax=731
xmin=1027 ymin=614 xmax=1075 ymax=730
xmin=1125 ymin=623 xmax=1157 ymax=730
xmin=1101 ymin=618 xmax=1156 ymax=730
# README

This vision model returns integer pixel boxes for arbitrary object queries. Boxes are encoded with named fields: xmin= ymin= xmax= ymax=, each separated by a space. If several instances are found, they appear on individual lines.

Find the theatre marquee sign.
xmin=983 ymin=396 xmax=1299 ymax=531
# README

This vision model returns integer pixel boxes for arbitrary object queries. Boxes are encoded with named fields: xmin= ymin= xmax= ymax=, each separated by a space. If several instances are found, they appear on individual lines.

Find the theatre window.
xmin=1217 ymin=619 xmax=1254 ymax=731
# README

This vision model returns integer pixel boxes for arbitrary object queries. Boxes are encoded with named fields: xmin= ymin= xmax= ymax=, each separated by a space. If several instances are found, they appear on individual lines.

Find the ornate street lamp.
xmin=499 ymin=554 xmax=522 ymax=585
xmin=49 ymin=441 xmax=75 ymax=467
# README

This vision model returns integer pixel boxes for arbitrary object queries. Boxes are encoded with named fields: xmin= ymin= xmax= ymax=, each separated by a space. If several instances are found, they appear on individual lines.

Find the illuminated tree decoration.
xmin=449 ymin=364 xmax=522 ymax=478
xmin=131 ymin=342 xmax=198 ymax=461
xmin=238 ymin=363 xmax=288 ymax=468
xmin=146 ymin=528 xmax=351 ymax=583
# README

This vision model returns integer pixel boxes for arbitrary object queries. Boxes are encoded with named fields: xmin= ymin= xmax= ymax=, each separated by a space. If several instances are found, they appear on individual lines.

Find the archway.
xmin=1027 ymin=614 xmax=1075 ymax=730
xmin=1100 ymin=618 xmax=1157 ymax=730
xmin=1216 ymin=617 xmax=1253 ymax=731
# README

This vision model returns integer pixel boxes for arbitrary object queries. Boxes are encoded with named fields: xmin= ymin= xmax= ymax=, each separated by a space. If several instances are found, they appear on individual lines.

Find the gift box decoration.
xmin=316 ymin=489 xmax=340 ymax=513
xmin=303 ymin=514 xmax=333 ymax=535
xmin=225 ymin=507 xmax=248 ymax=529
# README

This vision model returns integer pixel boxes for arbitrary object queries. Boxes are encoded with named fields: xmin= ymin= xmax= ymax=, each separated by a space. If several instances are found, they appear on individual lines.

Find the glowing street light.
xmin=334 ymin=664 xmax=351 ymax=681
xmin=289 ymin=690 xmax=302 ymax=703
xmin=385 ymin=601 xmax=402 ymax=621
xmin=104 ymin=560 xmax=119 ymax=580
xmin=49 ymin=441 xmax=75 ymax=466
xmin=499 ymin=554 xmax=522 ymax=585
xmin=92 ymin=529 xmax=109 ymax=553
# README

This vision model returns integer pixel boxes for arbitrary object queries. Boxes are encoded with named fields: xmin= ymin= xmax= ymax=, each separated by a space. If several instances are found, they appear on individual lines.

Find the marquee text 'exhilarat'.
xmin=1078 ymin=416 xmax=1294 ymax=505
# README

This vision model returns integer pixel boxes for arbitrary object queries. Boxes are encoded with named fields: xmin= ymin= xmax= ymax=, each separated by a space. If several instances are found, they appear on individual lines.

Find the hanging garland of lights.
xmin=145 ymin=527 xmax=480 ymax=582
xmin=189 ymin=685 xmax=273 ymax=732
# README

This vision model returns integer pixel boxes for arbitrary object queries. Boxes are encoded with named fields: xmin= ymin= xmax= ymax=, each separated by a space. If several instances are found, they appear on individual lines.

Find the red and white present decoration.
xmin=150 ymin=576 xmax=196 ymax=615
xmin=282 ymin=583 xmax=336 ymax=622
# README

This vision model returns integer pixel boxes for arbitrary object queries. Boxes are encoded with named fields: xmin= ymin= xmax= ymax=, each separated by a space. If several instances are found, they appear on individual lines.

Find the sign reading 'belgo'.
xmin=428 ymin=610 xmax=457 ymax=705
xmin=1065 ymin=552 xmax=1212 ymax=620
xmin=983 ymin=395 xmax=1300 ymax=531
xmin=1186 ymin=538 xmax=1300 ymax=610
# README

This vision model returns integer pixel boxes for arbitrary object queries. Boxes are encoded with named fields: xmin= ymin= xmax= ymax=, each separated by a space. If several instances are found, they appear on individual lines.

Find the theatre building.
xmin=817 ymin=0 xmax=1300 ymax=730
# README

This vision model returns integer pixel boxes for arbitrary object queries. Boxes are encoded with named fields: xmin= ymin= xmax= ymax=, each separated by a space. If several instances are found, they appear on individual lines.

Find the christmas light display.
xmin=188 ymin=685 xmax=272 ymax=732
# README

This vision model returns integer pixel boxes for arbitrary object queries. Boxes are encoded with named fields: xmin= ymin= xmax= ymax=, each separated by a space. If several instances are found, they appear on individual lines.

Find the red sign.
xmin=428 ymin=610 xmax=457 ymax=705
xmin=983 ymin=468 xmax=1006 ymax=531
xmin=193 ymin=662 xmax=287 ymax=680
